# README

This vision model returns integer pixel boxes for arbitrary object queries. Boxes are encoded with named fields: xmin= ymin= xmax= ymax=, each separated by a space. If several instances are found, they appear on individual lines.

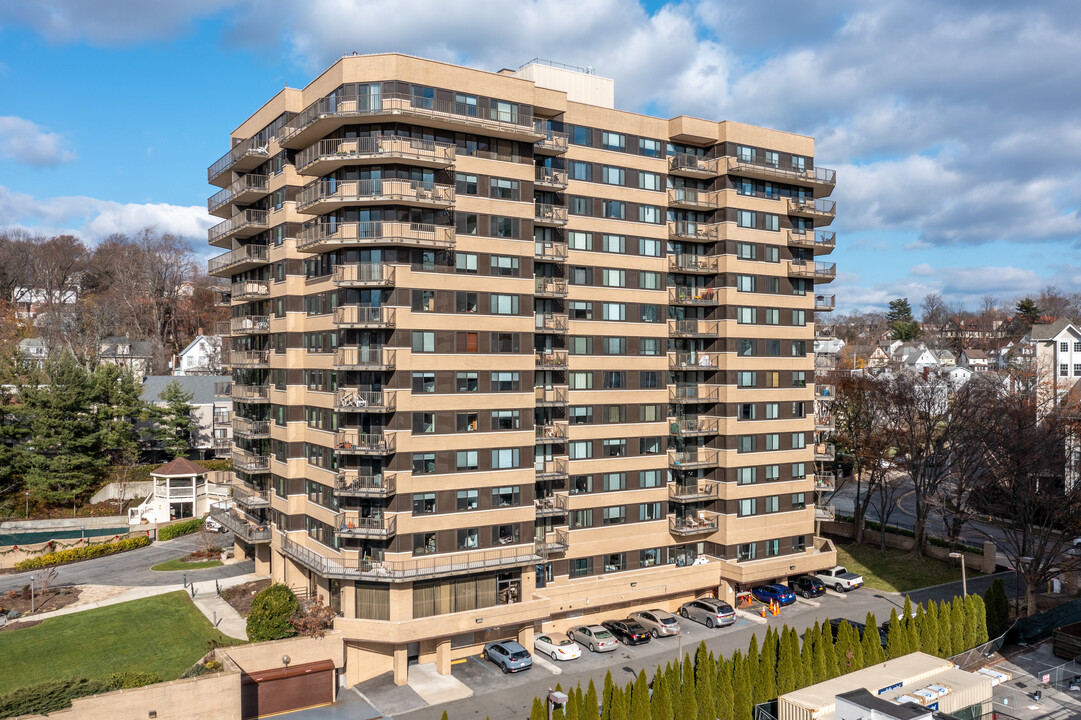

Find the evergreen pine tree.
xmin=885 ymin=608 xmax=906 ymax=660
xmin=936 ymin=600 xmax=952 ymax=657
xmin=681 ymin=655 xmax=698 ymax=720
xmin=984 ymin=579 xmax=1009 ymax=638
xmin=583 ymin=679 xmax=601 ymax=720
xmin=651 ymin=669 xmax=672 ymax=720
xmin=833 ymin=621 xmax=855 ymax=674
xmin=777 ymin=627 xmax=799 ymax=693
xmin=601 ymin=671 xmax=615 ymax=720
xmin=441 ymin=711 xmax=449 ymax=720
xmin=913 ymin=603 xmax=927 ymax=653
xmin=903 ymin=597 xmax=920 ymax=653
xmin=921 ymin=600 xmax=940 ymax=655
xmin=963 ymin=595 xmax=980 ymax=651
xmin=851 ymin=623 xmax=865 ymax=671
xmin=862 ymin=612 xmax=886 ymax=665
xmin=800 ymin=629 xmax=815 ymax=687
xmin=565 ymin=683 xmax=580 ymax=720
xmin=758 ymin=628 xmax=777 ymax=703
xmin=812 ymin=629 xmax=829 ymax=683
xmin=715 ymin=657 xmax=734 ymax=720
xmin=788 ymin=627 xmax=807 ymax=689
xmin=91 ymin=363 xmax=145 ymax=465
xmin=971 ymin=594 xmax=989 ymax=645
xmin=628 ymin=671 xmax=649 ymax=720
xmin=731 ymin=651 xmax=752 ymax=720
xmin=530 ymin=698 xmax=546 ymax=720
xmin=695 ymin=643 xmax=716 ymax=720
xmin=155 ymin=379 xmax=195 ymax=459
xmin=746 ymin=633 xmax=761 ymax=681
xmin=818 ymin=622 xmax=840 ymax=679
xmin=950 ymin=597 xmax=966 ymax=656
xmin=608 ymin=685 xmax=626 ymax=720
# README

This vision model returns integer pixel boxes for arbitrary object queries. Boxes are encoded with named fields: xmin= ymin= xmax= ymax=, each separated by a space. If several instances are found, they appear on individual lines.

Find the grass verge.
xmin=151 ymin=558 xmax=224 ymax=572
xmin=0 ymin=591 xmax=239 ymax=695
xmin=833 ymin=541 xmax=980 ymax=594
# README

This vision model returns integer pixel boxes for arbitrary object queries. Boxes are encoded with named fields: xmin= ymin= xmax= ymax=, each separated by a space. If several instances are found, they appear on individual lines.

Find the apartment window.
xmin=739 ymin=178 xmax=754 ymax=196
xmin=570 ymin=160 xmax=590 ymax=180
xmin=456 ymin=489 xmax=479 ymax=511
xmin=602 ymin=472 xmax=626 ymax=491
xmin=413 ymin=453 xmax=436 ymax=475
xmin=792 ymin=432 xmax=806 ymax=449
xmin=1075 ymin=342 xmax=1081 ymax=352
xmin=736 ymin=242 xmax=756 ymax=260
xmin=456 ymin=332 xmax=478 ymax=352
xmin=569 ymin=301 xmax=593 ymax=320
xmin=455 ymin=252 xmax=478 ymax=273
xmin=602 ymin=337 xmax=626 ymax=355
xmin=412 ymin=412 xmax=435 ymax=434
xmin=739 ymin=403 xmax=757 ymax=421
xmin=792 ymin=340 xmax=807 ymax=357
xmin=792 ymin=401 xmax=805 ymax=417
xmin=640 ymin=371 xmax=659 ymax=388
xmin=602 ymin=200 xmax=625 ymax=219
xmin=793 ymin=309 xmax=806 ymax=325
xmin=765 ymin=434 xmax=780 ymax=451
xmin=603 ymin=506 xmax=627 ymax=525
xmin=457 ymin=528 xmax=479 ymax=550
xmin=737 ymin=145 xmax=755 ymax=162
xmin=792 ymin=492 xmax=806 ymax=510
xmin=491 ymin=294 xmax=519 ymax=315
xmin=492 ymin=333 xmax=519 ymax=353
xmin=455 ymin=173 xmax=478 ymax=195
xmin=737 ymin=275 xmax=756 ymax=293
xmin=601 ymin=131 xmax=625 ymax=151
xmin=737 ymin=371 xmax=757 ymax=388
xmin=765 ymin=464 xmax=780 ymax=480
xmin=412 ymin=331 xmax=434 ymax=353
xmin=456 ymin=450 xmax=478 ymax=471
xmin=570 ymin=510 xmax=593 ymax=529
xmin=570 ymin=337 xmax=593 ymax=355
xmin=603 ymin=439 xmax=627 ymax=457
xmin=603 ymin=553 xmax=626 ymax=572
xmin=764 ymin=371 xmax=781 ymax=388
xmin=764 ymin=213 xmax=780 ymax=231
xmin=490 ymin=177 xmax=520 ymax=200
xmin=639 ymin=338 xmax=660 ymax=356
xmin=639 ymin=237 xmax=662 ymax=256
xmin=738 ymin=498 xmax=757 ymax=517
xmin=739 ymin=339 xmax=755 ymax=356
xmin=570 ymin=371 xmax=593 ymax=389
xmin=570 ymin=197 xmax=591 ymax=215
xmin=603 ymin=371 xmax=626 ymax=389
xmin=792 ymin=462 xmax=807 ymax=479
xmin=603 ymin=405 xmax=626 ymax=423
xmin=1075 ymin=363 xmax=1081 ymax=376
xmin=571 ymin=557 xmax=593 ymax=577
xmin=738 ymin=543 xmax=757 ymax=561
xmin=491 ymin=410 xmax=520 ymax=430
xmin=569 ymin=231 xmax=592 ymax=250
xmin=491 ymin=448 xmax=520 ymax=469
xmin=640 ymin=304 xmax=661 ymax=323
xmin=412 ymin=372 xmax=435 ymax=393
xmin=793 ymin=371 xmax=807 ymax=388
xmin=602 ymin=302 xmax=626 ymax=321
xmin=570 ymin=266 xmax=593 ymax=285
xmin=455 ymin=292 xmax=477 ymax=313
xmin=571 ymin=475 xmax=593 ymax=495
xmin=765 ymin=150 xmax=780 ymax=167
xmin=765 ymin=308 xmax=780 ymax=325
xmin=569 ymin=441 xmax=593 ymax=459
xmin=765 ymin=403 xmax=779 ymax=419
xmin=641 ymin=404 xmax=661 ymax=421
xmin=570 ymin=126 xmax=592 ymax=146
xmin=764 ymin=245 xmax=780 ymax=262
xmin=456 ymin=372 xmax=478 ymax=392
xmin=765 ymin=539 xmax=780 ymax=557
xmin=638 ymin=171 xmax=662 ymax=190
xmin=491 ymin=486 xmax=521 ymax=507
xmin=640 ymin=470 xmax=662 ymax=488
xmin=737 ymin=210 xmax=756 ymax=228
xmin=492 ymin=217 xmax=519 ymax=238
xmin=570 ymin=406 xmax=593 ymax=424
xmin=639 ymin=271 xmax=661 ymax=289
xmin=639 ymin=138 xmax=662 ymax=156
xmin=601 ymin=234 xmax=625 ymax=253
xmin=738 ymin=436 xmax=756 ymax=453
xmin=414 ymin=533 xmax=436 ymax=555
xmin=491 ymin=255 xmax=520 ymax=276
xmin=602 ymin=269 xmax=626 ymax=287
xmin=456 ymin=213 xmax=479 ymax=235
xmin=601 ymin=166 xmax=625 ymax=186
xmin=1062 ymin=363 xmax=1069 ymax=377
xmin=491 ymin=372 xmax=520 ymax=391
xmin=413 ymin=493 xmax=436 ymax=515
xmin=457 ymin=412 xmax=478 ymax=432
xmin=640 ymin=437 xmax=662 ymax=455
xmin=764 ymin=495 xmax=780 ymax=513
xmin=793 ymin=536 xmax=807 ymax=553
xmin=766 ymin=339 xmax=781 ymax=356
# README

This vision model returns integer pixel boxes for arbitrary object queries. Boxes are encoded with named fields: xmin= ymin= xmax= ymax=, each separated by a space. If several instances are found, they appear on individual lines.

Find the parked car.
xmin=752 ymin=584 xmax=797 ymax=606
xmin=482 ymin=641 xmax=533 ymax=673
xmin=814 ymin=566 xmax=864 ymax=593
xmin=204 ymin=517 xmax=227 ymax=533
xmin=568 ymin=625 xmax=619 ymax=653
xmin=629 ymin=609 xmax=681 ymax=638
xmin=788 ymin=575 xmax=826 ymax=599
xmin=601 ymin=619 xmax=652 ymax=645
xmin=679 ymin=597 xmax=736 ymax=628
xmin=534 ymin=632 xmax=582 ymax=661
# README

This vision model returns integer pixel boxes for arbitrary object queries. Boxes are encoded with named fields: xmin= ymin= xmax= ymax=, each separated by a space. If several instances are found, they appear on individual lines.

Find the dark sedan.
xmin=601 ymin=619 xmax=652 ymax=646
xmin=788 ymin=575 xmax=826 ymax=599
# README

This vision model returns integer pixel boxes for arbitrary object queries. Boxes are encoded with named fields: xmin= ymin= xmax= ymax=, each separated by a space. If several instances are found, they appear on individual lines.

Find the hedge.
xmin=246 ymin=583 xmax=299 ymax=642
xmin=14 ymin=536 xmax=151 ymax=570
xmin=0 ymin=678 xmax=111 ymax=717
xmin=110 ymin=671 xmax=162 ymax=689
xmin=158 ymin=517 xmax=207 ymax=541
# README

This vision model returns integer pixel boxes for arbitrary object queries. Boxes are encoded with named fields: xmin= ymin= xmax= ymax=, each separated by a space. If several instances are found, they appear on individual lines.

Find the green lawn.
xmin=151 ymin=558 xmax=224 ymax=572
xmin=834 ymin=542 xmax=980 ymax=594
xmin=0 ymin=591 xmax=239 ymax=695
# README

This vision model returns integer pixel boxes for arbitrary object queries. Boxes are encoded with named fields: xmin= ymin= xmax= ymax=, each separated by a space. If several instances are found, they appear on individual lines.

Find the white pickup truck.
xmin=814 ymin=566 xmax=864 ymax=593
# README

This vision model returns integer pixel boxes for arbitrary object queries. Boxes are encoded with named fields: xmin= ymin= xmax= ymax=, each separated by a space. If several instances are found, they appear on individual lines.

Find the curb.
xmin=530 ymin=653 xmax=563 ymax=675
xmin=795 ymin=596 xmax=822 ymax=608
xmin=824 ymin=588 xmax=850 ymax=599
xmin=736 ymin=608 xmax=769 ymax=625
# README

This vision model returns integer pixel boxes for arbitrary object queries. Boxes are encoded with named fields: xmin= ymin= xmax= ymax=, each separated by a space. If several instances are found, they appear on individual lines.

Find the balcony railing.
xmin=335 ymin=389 xmax=395 ymax=411
xmin=789 ymin=260 xmax=837 ymax=281
xmin=815 ymin=503 xmax=836 ymax=522
xmin=208 ymin=209 xmax=268 ymax=246
xmin=295 ymin=136 xmax=455 ymax=173
xmin=230 ymin=315 xmax=270 ymax=335
xmin=668 ymin=254 xmax=718 ymax=274
xmin=231 ymin=280 xmax=270 ymax=300
xmin=535 ymin=313 xmax=568 ymax=333
xmin=787 ymin=197 xmax=836 ymax=220
xmin=535 ymin=350 xmax=568 ymax=369
xmin=232 ymin=485 xmax=270 ymax=509
xmin=727 ymin=157 xmax=837 ymax=190
xmin=535 ymin=528 xmax=570 ymax=556
xmin=534 ymin=493 xmax=569 ymax=517
xmin=814 ymin=294 xmax=836 ymax=311
xmin=787 ymin=229 xmax=837 ymax=252
xmin=535 ymin=385 xmax=569 ymax=406
xmin=668 ymin=287 xmax=718 ymax=306
xmin=814 ymin=443 xmax=836 ymax=461
xmin=669 ymin=448 xmax=720 ymax=469
xmin=334 ymin=471 xmax=396 ymax=498
xmin=210 ymin=505 xmax=271 ymax=543
xmin=334 ymin=306 xmax=396 ymax=328
xmin=208 ymin=174 xmax=269 ymax=215
xmin=669 ymin=353 xmax=720 ymax=370
xmin=208 ymin=245 xmax=269 ymax=277
xmin=536 ymin=457 xmax=569 ymax=480
xmin=297 ymin=221 xmax=454 ymax=252
xmin=535 ymin=241 xmax=568 ymax=261
xmin=334 ymin=513 xmax=397 ymax=539
xmin=814 ymin=414 xmax=835 ymax=431
xmin=814 ymin=472 xmax=836 ymax=491
xmin=232 ymin=383 xmax=270 ymax=402
xmin=667 ymin=221 xmax=719 ymax=241
xmin=669 ymin=416 xmax=720 ymax=436
xmin=208 ymin=136 xmax=269 ymax=184
xmin=668 ymin=153 xmax=722 ymax=177
xmin=226 ymin=350 xmax=270 ymax=368
xmin=535 ymin=423 xmax=568 ymax=443
xmin=213 ymin=411 xmax=232 ymax=426
xmin=668 ymin=480 xmax=720 ymax=502
xmin=667 ymin=187 xmax=722 ymax=209
xmin=535 ymin=278 xmax=568 ymax=298
xmin=334 ymin=347 xmax=395 ymax=370
xmin=669 ymin=511 xmax=720 ymax=536
xmin=533 ymin=123 xmax=569 ymax=154
xmin=297 ymin=178 xmax=454 ymax=212
xmin=535 ymin=167 xmax=569 ymax=189
xmin=668 ymin=319 xmax=720 ymax=337
xmin=332 ymin=264 xmax=395 ymax=287
xmin=335 ymin=430 xmax=395 ymax=455
xmin=232 ymin=450 xmax=271 ymax=473
xmin=668 ymin=384 xmax=721 ymax=403
xmin=232 ymin=417 xmax=270 ymax=438
xmin=535 ymin=203 xmax=568 ymax=226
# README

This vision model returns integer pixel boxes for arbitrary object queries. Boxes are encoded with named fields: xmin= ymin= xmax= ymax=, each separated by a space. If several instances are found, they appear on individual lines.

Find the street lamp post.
xmin=546 ymin=688 xmax=568 ymax=720
xmin=949 ymin=552 xmax=967 ymax=596
xmin=25 ymin=491 xmax=29 ymax=519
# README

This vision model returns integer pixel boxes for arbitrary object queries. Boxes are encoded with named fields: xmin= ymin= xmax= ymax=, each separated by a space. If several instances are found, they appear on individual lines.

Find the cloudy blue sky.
xmin=1 ymin=0 xmax=1079 ymax=313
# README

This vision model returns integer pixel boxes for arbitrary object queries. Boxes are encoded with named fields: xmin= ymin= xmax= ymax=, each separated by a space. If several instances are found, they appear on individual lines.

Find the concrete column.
xmin=436 ymin=638 xmax=452 ymax=676
xmin=388 ymin=585 xmax=411 ymax=622
xmin=233 ymin=537 xmax=250 ymax=562
xmin=255 ymin=543 xmax=271 ymax=577
xmin=341 ymin=581 xmax=357 ymax=618
xmin=717 ymin=580 xmax=736 ymax=605
xmin=981 ymin=541 xmax=998 ymax=575
xmin=393 ymin=645 xmax=409 ymax=686
xmin=517 ymin=623 xmax=534 ymax=649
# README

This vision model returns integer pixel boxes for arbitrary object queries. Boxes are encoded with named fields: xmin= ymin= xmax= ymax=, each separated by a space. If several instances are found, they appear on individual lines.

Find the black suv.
xmin=788 ymin=575 xmax=826 ymax=599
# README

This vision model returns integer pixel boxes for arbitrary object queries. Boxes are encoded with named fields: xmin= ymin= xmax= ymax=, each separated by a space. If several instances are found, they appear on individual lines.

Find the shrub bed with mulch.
xmin=14 ymin=536 xmax=151 ymax=570
xmin=220 ymin=578 xmax=272 ymax=617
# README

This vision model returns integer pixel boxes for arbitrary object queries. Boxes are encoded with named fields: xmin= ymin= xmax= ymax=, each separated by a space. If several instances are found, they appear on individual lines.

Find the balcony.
xmin=536 ymin=458 xmax=569 ymax=481
xmin=669 ymin=448 xmax=720 ymax=470
xmin=814 ymin=384 xmax=835 ymax=400
xmin=668 ymin=254 xmax=718 ymax=274
xmin=334 ymin=347 xmax=395 ymax=370
xmin=213 ymin=410 xmax=232 ymax=426
xmin=669 ymin=416 xmax=720 ymax=437
xmin=668 ymin=480 xmax=720 ymax=503
xmin=231 ymin=280 xmax=270 ymax=301
xmin=668 ymin=153 xmax=722 ymax=178
xmin=535 ymin=241 xmax=568 ymax=261
xmin=814 ymin=294 xmax=836 ymax=312
xmin=335 ymin=430 xmax=395 ymax=455
xmin=535 ymin=313 xmax=568 ymax=334
xmin=210 ymin=505 xmax=271 ymax=543
xmin=212 ymin=438 xmax=232 ymax=457
xmin=333 ymin=264 xmax=395 ymax=287
xmin=667 ymin=187 xmax=722 ymax=210
xmin=668 ymin=287 xmax=718 ymax=306
xmin=534 ymin=493 xmax=568 ymax=517
xmin=533 ymin=123 xmax=569 ymax=155
xmin=208 ymin=136 xmax=270 ymax=186
xmin=788 ymin=260 xmax=837 ymax=282
xmin=208 ymin=174 xmax=269 ymax=217
xmin=297 ymin=178 xmax=454 ymax=215
xmin=208 ymin=209 xmax=268 ymax=248
xmin=213 ymin=288 xmax=231 ymax=307
xmin=334 ymin=305 xmax=396 ymax=329
xmin=230 ymin=315 xmax=270 ymax=335
xmin=535 ymin=528 xmax=570 ymax=556
xmin=786 ymin=197 xmax=836 ymax=224
xmin=535 ymin=277 xmax=568 ymax=298
xmin=334 ymin=471 xmax=396 ymax=498
xmin=787 ymin=229 xmax=836 ymax=255
xmin=334 ymin=512 xmax=397 ymax=539
xmin=536 ymin=350 xmax=568 ymax=370
xmin=668 ymin=319 xmax=719 ymax=338
xmin=815 ymin=503 xmax=836 ymax=522
xmin=213 ymin=320 xmax=231 ymax=337
xmin=279 ymin=93 xmax=541 ymax=150
xmin=231 ymin=383 xmax=271 ymax=403
xmin=669 ymin=511 xmax=720 ymax=536
xmin=815 ymin=443 xmax=836 ymax=462
xmin=208 ymin=245 xmax=269 ymax=277
xmin=535 ymin=385 xmax=569 ymax=407
xmin=295 ymin=136 xmax=455 ymax=175
xmin=232 ymin=450 xmax=271 ymax=474
xmin=815 ymin=326 xmax=835 ymax=340
xmin=814 ymin=414 xmax=835 ymax=432
xmin=535 ymin=166 xmax=569 ymax=190
xmin=232 ymin=485 xmax=270 ymax=509
xmin=669 ymin=352 xmax=720 ymax=371
xmin=297 ymin=221 xmax=454 ymax=253
xmin=726 ymin=157 xmax=837 ymax=197
xmin=232 ymin=417 xmax=270 ymax=439
xmin=668 ymin=384 xmax=720 ymax=404
xmin=335 ymin=389 xmax=395 ymax=412
xmin=535 ymin=203 xmax=568 ymax=227
xmin=535 ymin=422 xmax=568 ymax=444
xmin=226 ymin=350 xmax=270 ymax=368
xmin=814 ymin=472 xmax=836 ymax=492
xmin=668 ymin=221 xmax=719 ymax=242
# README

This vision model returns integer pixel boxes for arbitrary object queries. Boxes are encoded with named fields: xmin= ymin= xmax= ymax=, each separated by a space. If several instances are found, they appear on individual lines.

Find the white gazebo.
xmin=128 ymin=458 xmax=227 ymax=525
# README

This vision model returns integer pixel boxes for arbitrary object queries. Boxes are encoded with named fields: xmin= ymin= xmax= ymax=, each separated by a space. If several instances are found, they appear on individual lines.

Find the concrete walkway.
xmin=405 ymin=663 xmax=473 ymax=706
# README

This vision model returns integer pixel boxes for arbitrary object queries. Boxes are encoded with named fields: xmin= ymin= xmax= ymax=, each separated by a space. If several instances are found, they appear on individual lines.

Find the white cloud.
xmin=910 ymin=263 xmax=936 ymax=277
xmin=0 ymin=186 xmax=214 ymax=244
xmin=0 ymin=1 xmax=236 ymax=45
xmin=0 ymin=116 xmax=75 ymax=166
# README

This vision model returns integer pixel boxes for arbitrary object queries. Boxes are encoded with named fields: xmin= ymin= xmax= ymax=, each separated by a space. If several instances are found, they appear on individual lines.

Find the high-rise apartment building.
xmin=207 ymin=54 xmax=838 ymax=685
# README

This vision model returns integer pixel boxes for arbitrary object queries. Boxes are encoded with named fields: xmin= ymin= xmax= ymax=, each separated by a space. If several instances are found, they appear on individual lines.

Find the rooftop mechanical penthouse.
xmin=208 ymin=53 xmax=839 ymax=686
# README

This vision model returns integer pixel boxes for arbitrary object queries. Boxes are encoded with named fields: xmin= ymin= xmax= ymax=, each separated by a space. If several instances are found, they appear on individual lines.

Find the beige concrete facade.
xmin=209 ymin=53 xmax=837 ymax=686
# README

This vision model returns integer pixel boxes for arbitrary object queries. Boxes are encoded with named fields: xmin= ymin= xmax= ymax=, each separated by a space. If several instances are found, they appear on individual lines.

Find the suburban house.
xmin=1031 ymin=319 xmax=1081 ymax=413
xmin=960 ymin=348 xmax=990 ymax=372
xmin=141 ymin=374 xmax=233 ymax=461
xmin=173 ymin=334 xmax=223 ymax=376
xmin=99 ymin=335 xmax=155 ymax=379
xmin=16 ymin=337 xmax=49 ymax=368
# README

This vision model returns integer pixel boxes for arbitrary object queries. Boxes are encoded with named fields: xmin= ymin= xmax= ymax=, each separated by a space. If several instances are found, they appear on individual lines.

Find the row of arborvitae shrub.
xmin=0 ymin=672 xmax=161 ymax=717
xmin=158 ymin=517 xmax=207 ymax=541
xmin=14 ymin=535 xmax=151 ymax=570
xmin=529 ymin=594 xmax=990 ymax=720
